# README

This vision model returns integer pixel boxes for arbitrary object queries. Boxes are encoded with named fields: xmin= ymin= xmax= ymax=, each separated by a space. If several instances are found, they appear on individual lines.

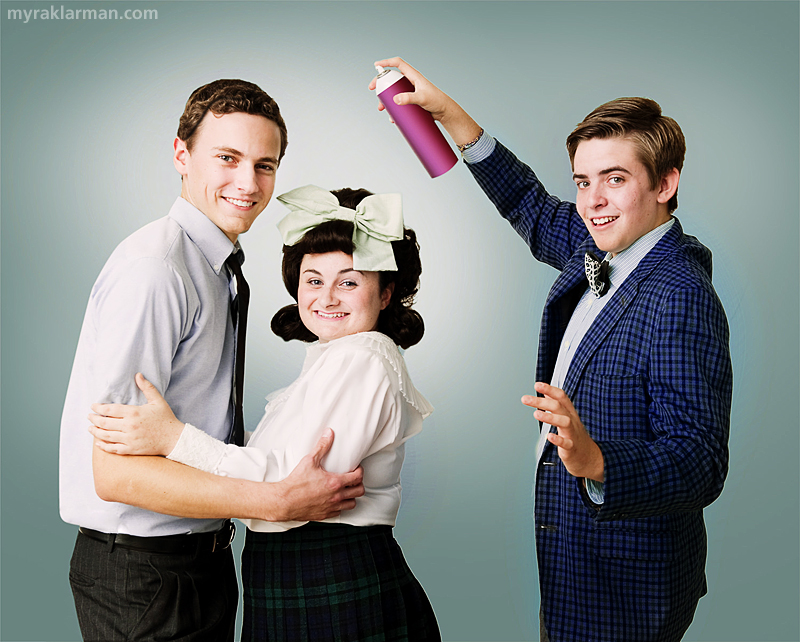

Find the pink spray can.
xmin=374 ymin=65 xmax=458 ymax=178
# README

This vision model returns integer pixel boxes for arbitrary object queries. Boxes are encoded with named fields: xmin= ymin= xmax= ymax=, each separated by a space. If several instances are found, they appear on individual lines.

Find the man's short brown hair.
xmin=566 ymin=97 xmax=685 ymax=213
xmin=177 ymin=79 xmax=288 ymax=160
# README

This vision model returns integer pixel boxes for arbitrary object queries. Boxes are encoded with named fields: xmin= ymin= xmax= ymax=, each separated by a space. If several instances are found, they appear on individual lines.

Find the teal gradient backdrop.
xmin=2 ymin=2 xmax=798 ymax=640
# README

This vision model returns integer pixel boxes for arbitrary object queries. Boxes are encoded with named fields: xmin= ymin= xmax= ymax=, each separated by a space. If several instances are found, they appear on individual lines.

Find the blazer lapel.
xmin=548 ymin=248 xmax=591 ymax=303
xmin=537 ymin=241 xmax=595 ymax=383
xmin=560 ymin=279 xmax=640 ymax=398
xmin=564 ymin=219 xmax=683 ymax=399
xmin=560 ymin=221 xmax=685 ymax=398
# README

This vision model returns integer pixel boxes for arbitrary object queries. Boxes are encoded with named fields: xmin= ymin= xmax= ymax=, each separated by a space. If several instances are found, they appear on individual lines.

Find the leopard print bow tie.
xmin=585 ymin=251 xmax=610 ymax=298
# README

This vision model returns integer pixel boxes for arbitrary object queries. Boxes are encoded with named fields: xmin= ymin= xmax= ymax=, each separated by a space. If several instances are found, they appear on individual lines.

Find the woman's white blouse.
xmin=167 ymin=331 xmax=433 ymax=532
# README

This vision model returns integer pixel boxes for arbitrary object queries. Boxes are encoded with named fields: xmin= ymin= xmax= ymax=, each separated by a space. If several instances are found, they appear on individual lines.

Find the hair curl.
xmin=566 ymin=97 xmax=685 ymax=213
xmin=177 ymin=79 xmax=288 ymax=161
xmin=271 ymin=188 xmax=424 ymax=349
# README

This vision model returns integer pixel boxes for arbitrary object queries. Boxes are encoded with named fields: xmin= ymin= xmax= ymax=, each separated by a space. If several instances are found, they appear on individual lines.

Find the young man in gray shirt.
xmin=60 ymin=79 xmax=364 ymax=641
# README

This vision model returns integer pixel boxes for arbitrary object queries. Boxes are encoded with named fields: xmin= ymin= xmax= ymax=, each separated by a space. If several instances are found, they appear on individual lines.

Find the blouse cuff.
xmin=166 ymin=423 xmax=227 ymax=474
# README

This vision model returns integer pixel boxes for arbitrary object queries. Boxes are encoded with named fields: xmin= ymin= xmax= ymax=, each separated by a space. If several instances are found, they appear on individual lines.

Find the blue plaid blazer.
xmin=468 ymin=142 xmax=733 ymax=642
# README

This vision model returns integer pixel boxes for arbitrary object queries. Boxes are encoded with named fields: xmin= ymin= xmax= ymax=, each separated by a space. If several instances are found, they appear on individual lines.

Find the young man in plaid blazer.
xmin=372 ymin=59 xmax=733 ymax=642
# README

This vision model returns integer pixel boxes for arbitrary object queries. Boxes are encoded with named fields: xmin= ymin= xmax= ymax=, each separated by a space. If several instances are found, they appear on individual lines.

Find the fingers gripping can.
xmin=374 ymin=66 xmax=458 ymax=178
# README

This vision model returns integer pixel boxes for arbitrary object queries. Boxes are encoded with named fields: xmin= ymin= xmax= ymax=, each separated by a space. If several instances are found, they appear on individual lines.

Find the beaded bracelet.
xmin=457 ymin=128 xmax=484 ymax=153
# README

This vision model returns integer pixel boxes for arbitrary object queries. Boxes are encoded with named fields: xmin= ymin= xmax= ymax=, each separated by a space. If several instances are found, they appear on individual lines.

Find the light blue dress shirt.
xmin=60 ymin=197 xmax=241 ymax=536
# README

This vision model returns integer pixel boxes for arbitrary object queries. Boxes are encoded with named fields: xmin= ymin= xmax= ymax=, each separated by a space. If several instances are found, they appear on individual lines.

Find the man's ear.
xmin=173 ymin=137 xmax=189 ymax=178
xmin=657 ymin=167 xmax=680 ymax=204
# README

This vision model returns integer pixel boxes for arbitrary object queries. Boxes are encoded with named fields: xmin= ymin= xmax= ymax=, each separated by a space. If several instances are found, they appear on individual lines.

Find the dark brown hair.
xmin=177 ymin=79 xmax=288 ymax=160
xmin=566 ymin=97 xmax=685 ymax=213
xmin=271 ymin=188 xmax=424 ymax=349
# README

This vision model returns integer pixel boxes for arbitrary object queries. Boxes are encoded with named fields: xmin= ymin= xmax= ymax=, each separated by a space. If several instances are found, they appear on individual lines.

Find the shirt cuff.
xmin=461 ymin=130 xmax=496 ymax=164
xmin=585 ymin=478 xmax=606 ymax=504
xmin=167 ymin=423 xmax=227 ymax=474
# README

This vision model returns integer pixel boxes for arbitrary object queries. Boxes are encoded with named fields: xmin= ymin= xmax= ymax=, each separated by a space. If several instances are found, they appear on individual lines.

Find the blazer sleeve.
xmin=465 ymin=140 xmax=591 ymax=271
xmin=593 ymin=282 xmax=733 ymax=520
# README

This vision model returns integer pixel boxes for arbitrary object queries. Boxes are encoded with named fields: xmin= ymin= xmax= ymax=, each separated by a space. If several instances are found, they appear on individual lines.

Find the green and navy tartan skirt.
xmin=241 ymin=522 xmax=440 ymax=641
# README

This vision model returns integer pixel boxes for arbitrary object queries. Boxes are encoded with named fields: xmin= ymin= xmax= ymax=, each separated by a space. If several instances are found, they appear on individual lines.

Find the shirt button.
xmin=214 ymin=264 xmax=220 ymax=271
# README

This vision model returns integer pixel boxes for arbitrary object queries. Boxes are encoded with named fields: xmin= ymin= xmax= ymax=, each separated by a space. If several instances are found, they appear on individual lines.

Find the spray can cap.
xmin=375 ymin=65 xmax=391 ymax=78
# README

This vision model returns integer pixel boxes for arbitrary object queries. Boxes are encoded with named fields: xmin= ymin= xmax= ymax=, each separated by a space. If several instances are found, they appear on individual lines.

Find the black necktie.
xmin=225 ymin=253 xmax=249 ymax=446
xmin=584 ymin=251 xmax=610 ymax=298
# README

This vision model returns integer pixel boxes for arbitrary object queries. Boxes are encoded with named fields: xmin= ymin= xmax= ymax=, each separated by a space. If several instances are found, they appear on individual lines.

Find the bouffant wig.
xmin=271 ymin=188 xmax=424 ymax=349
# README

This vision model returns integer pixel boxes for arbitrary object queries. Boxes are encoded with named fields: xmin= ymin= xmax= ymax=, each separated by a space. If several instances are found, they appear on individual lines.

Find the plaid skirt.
xmin=241 ymin=523 xmax=440 ymax=642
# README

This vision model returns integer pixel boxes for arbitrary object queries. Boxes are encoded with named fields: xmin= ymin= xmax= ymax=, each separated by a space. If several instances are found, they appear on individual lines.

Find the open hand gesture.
xmin=522 ymin=382 xmax=604 ymax=482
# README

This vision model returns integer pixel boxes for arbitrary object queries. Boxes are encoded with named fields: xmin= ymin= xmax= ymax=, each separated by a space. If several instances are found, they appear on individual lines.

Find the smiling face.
xmin=573 ymin=137 xmax=679 ymax=256
xmin=297 ymin=251 xmax=393 ymax=343
xmin=174 ymin=111 xmax=282 ymax=243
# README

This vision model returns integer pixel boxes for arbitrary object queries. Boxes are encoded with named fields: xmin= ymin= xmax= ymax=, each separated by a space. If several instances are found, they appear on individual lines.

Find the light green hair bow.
xmin=276 ymin=185 xmax=404 ymax=271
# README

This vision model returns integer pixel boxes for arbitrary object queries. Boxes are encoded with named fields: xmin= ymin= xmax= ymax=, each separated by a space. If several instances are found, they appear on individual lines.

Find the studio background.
xmin=1 ymin=2 xmax=798 ymax=641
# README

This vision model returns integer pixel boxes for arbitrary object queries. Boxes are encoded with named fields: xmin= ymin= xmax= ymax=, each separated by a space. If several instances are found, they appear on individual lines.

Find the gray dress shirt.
xmin=60 ymin=197 xmax=240 ymax=536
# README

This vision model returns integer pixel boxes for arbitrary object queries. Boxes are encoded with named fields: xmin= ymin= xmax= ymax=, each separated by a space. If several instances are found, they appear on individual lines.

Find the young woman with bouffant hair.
xmin=93 ymin=184 xmax=440 ymax=641
xmin=271 ymin=187 xmax=424 ymax=350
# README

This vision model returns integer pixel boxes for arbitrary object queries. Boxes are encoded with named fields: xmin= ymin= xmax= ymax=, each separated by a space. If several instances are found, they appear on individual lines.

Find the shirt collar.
xmin=606 ymin=218 xmax=675 ymax=287
xmin=168 ymin=197 xmax=243 ymax=275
